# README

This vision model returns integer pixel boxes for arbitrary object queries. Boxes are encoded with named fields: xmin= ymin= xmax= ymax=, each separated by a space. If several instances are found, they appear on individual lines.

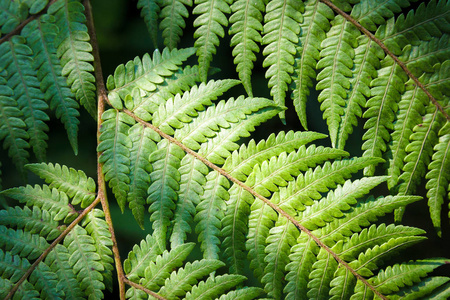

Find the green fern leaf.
xmin=0 ymin=249 xmax=30 ymax=286
xmin=49 ymin=0 xmax=97 ymax=119
xmin=316 ymin=15 xmax=360 ymax=147
xmin=107 ymin=47 xmax=196 ymax=104
xmin=0 ymin=35 xmax=49 ymax=162
xmin=0 ymin=76 xmax=30 ymax=174
xmin=25 ymin=162 xmax=96 ymax=208
xmin=291 ymin=0 xmax=334 ymax=129
xmin=390 ymin=276 xmax=450 ymax=299
xmin=378 ymin=0 xmax=450 ymax=55
xmin=284 ymin=233 xmax=319 ymax=300
xmin=158 ymin=259 xmax=225 ymax=299
xmin=193 ymin=0 xmax=232 ymax=82
xmin=307 ymin=246 xmax=340 ymax=299
xmin=139 ymin=243 xmax=194 ymax=291
xmin=28 ymin=263 xmax=63 ymax=300
xmin=160 ymin=0 xmax=192 ymax=49
xmin=362 ymin=57 xmax=408 ymax=176
xmin=0 ymin=0 xmax=28 ymax=34
xmin=194 ymin=170 xmax=229 ymax=260
xmin=0 ymin=278 xmax=39 ymax=299
xmin=98 ymin=109 xmax=135 ymax=211
xmin=82 ymin=209 xmax=114 ymax=292
xmin=1 ymin=184 xmax=77 ymax=222
xmin=170 ymin=155 xmax=208 ymax=248
xmin=262 ymin=0 xmax=303 ymax=122
xmin=184 ymin=274 xmax=247 ymax=300
xmin=216 ymin=286 xmax=264 ymax=300
xmin=197 ymin=96 xmax=284 ymax=165
xmin=221 ymin=183 xmax=252 ymax=275
xmin=335 ymin=36 xmax=384 ymax=150
xmin=0 ymin=227 xmax=49 ymax=261
xmin=64 ymin=225 xmax=105 ymax=299
xmin=351 ymin=0 xmax=413 ymax=32
xmin=127 ymin=124 xmax=159 ymax=228
xmin=123 ymin=233 xmax=164 ymax=282
xmin=22 ymin=16 xmax=80 ymax=154
xmin=262 ymin=218 xmax=298 ymax=299
xmin=224 ymin=130 xmax=326 ymax=181
xmin=425 ymin=132 xmax=450 ymax=236
xmin=371 ymin=258 xmax=449 ymax=295
xmin=44 ymin=244 xmax=85 ymax=299
xmin=153 ymin=79 xmax=240 ymax=135
xmin=137 ymin=0 xmax=162 ymax=47
xmin=397 ymin=107 xmax=445 ymax=209
xmin=147 ymin=139 xmax=185 ymax=241
xmin=228 ymin=0 xmax=265 ymax=96
xmin=0 ymin=206 xmax=62 ymax=240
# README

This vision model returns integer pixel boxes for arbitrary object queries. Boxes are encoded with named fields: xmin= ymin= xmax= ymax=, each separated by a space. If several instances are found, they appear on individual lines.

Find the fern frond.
xmin=28 ymin=263 xmax=63 ymax=300
xmin=425 ymin=132 xmax=450 ymax=236
xmin=262 ymin=0 xmax=303 ymax=122
xmin=370 ymin=258 xmax=449 ymax=295
xmin=316 ymin=15 xmax=360 ymax=147
xmin=0 ymin=75 xmax=29 ymax=174
xmin=137 ymin=0 xmax=162 ymax=47
xmin=1 ymin=184 xmax=77 ymax=222
xmin=160 ymin=0 xmax=192 ymax=49
xmin=123 ymin=233 xmax=164 ymax=282
xmin=153 ymin=79 xmax=240 ymax=135
xmin=223 ymin=130 xmax=327 ymax=181
xmin=378 ymin=0 xmax=450 ymax=55
xmin=0 ymin=35 xmax=49 ymax=162
xmin=64 ymin=225 xmax=105 ymax=299
xmin=98 ymin=109 xmax=135 ymax=211
xmin=158 ymin=259 xmax=225 ymax=299
xmin=0 ymin=0 xmax=28 ymax=34
xmin=390 ymin=277 xmax=450 ymax=299
xmin=335 ymin=36 xmax=383 ymax=150
xmin=0 ymin=227 xmax=49 ymax=260
xmin=176 ymin=95 xmax=283 ymax=155
xmin=281 ymin=156 xmax=384 ymax=210
xmin=351 ymin=0 xmax=414 ymax=31
xmin=44 ymin=244 xmax=85 ymax=299
xmin=197 ymin=96 xmax=284 ymax=165
xmin=262 ymin=218 xmax=298 ymax=299
xmin=193 ymin=0 xmax=231 ymax=82
xmin=170 ymin=155 xmax=208 ymax=247
xmin=0 ymin=206 xmax=62 ymax=240
xmin=216 ymin=286 xmax=263 ymax=300
xmin=127 ymin=123 xmax=159 ymax=228
xmin=25 ymin=162 xmax=97 ymax=208
xmin=82 ymin=209 xmax=114 ymax=292
xmin=291 ymin=0 xmax=334 ymax=129
xmin=397 ymin=107 xmax=445 ymax=197
xmin=195 ymin=170 xmax=229 ymax=260
xmin=138 ymin=243 xmax=194 ymax=291
xmin=49 ymin=0 xmax=97 ymax=118
xmin=228 ymin=0 xmax=264 ymax=96
xmin=307 ymin=245 xmax=340 ymax=299
xmin=129 ymin=65 xmax=202 ymax=121
xmin=362 ymin=57 xmax=407 ymax=176
xmin=147 ymin=139 xmax=185 ymax=241
xmin=22 ymin=16 xmax=80 ymax=154
xmin=106 ymin=47 xmax=196 ymax=104
xmin=184 ymin=274 xmax=247 ymax=300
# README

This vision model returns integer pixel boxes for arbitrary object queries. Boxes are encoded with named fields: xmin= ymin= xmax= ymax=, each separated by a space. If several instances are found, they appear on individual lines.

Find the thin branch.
xmin=3 ymin=195 xmax=101 ymax=300
xmin=319 ymin=0 xmax=450 ymax=122
xmin=84 ymin=0 xmax=126 ymax=299
xmin=121 ymin=108 xmax=388 ymax=300
xmin=0 ymin=0 xmax=58 ymax=45
xmin=123 ymin=278 xmax=168 ymax=300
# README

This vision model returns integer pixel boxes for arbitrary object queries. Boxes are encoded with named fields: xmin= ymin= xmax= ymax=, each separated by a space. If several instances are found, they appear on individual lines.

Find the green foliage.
xmin=1 ymin=0 xmax=449 ymax=299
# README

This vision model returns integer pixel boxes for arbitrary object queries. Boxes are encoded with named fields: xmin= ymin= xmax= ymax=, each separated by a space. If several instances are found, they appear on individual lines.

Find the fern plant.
xmin=0 ymin=0 xmax=449 ymax=299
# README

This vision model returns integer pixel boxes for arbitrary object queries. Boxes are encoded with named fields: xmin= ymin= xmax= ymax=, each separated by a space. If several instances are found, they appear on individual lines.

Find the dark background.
xmin=1 ymin=0 xmax=448 ymax=297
